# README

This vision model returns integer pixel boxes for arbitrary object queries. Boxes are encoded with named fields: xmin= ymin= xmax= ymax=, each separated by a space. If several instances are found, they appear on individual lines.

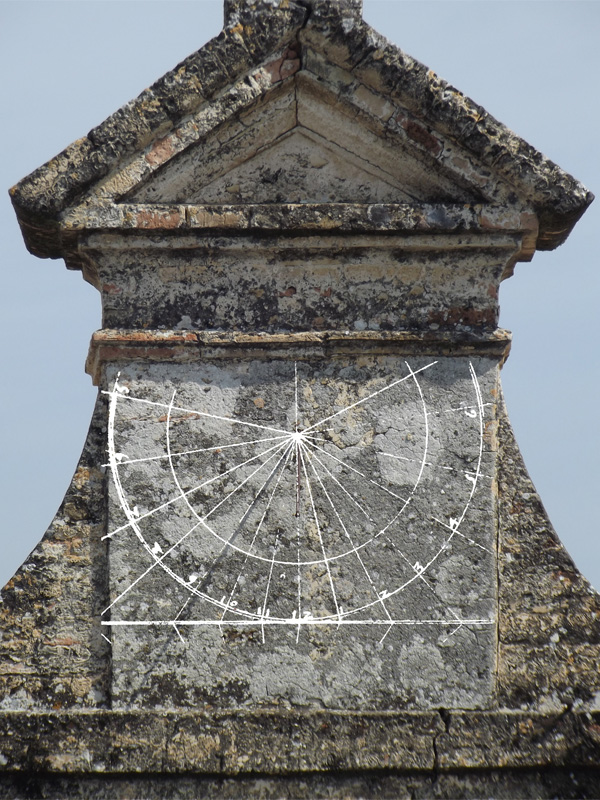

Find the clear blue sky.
xmin=1 ymin=1 xmax=598 ymax=590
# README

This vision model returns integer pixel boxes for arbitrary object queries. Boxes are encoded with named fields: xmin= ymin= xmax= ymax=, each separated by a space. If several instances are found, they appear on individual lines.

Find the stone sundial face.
xmin=102 ymin=355 xmax=497 ymax=708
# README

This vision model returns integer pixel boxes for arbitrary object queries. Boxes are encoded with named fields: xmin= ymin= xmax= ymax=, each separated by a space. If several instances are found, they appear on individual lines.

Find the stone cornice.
xmin=85 ymin=328 xmax=513 ymax=385
xmin=0 ymin=710 xmax=599 ymax=775
xmin=9 ymin=1 xmax=591 ymax=260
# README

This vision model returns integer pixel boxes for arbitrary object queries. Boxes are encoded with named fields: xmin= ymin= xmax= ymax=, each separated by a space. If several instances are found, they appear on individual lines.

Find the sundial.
xmin=5 ymin=0 xmax=597 ymax=790
xmin=102 ymin=354 xmax=497 ymax=708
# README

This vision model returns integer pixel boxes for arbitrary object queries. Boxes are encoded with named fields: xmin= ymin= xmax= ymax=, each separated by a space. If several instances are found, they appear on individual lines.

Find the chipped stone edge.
xmin=0 ymin=710 xmax=599 ymax=775
xmin=84 ymin=328 xmax=513 ymax=386
xmin=8 ymin=1 xmax=592 ymax=260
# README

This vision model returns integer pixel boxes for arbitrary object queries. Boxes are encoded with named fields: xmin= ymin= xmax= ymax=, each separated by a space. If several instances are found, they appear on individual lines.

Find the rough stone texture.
xmin=9 ymin=0 xmax=592 ymax=257
xmin=3 ymin=0 xmax=599 ymax=795
xmin=78 ymin=231 xmax=522 ymax=333
xmin=3 ymin=769 xmax=600 ymax=799
xmin=0 ymin=399 xmax=110 ymax=713
xmin=104 ymin=356 xmax=497 ymax=710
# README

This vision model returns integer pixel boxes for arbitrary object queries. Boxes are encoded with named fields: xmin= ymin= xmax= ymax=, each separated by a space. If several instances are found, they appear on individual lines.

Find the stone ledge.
xmin=85 ymin=328 xmax=512 ymax=385
xmin=3 ymin=768 xmax=600 ymax=800
xmin=0 ymin=710 xmax=599 ymax=775
xmin=0 ymin=710 xmax=441 ymax=774
xmin=62 ymin=202 xmax=538 ymax=241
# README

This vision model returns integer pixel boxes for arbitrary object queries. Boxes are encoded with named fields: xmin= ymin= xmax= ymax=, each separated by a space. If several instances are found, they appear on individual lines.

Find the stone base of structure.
xmin=1 ymin=393 xmax=599 ymax=798
xmin=2 ymin=764 xmax=600 ymax=799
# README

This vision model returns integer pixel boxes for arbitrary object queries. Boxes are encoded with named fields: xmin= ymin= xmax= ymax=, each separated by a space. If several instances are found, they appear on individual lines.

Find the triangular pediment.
xmin=121 ymin=75 xmax=496 ymax=207
xmin=12 ymin=1 xmax=591 ymax=258
xmin=130 ymin=127 xmax=417 ymax=205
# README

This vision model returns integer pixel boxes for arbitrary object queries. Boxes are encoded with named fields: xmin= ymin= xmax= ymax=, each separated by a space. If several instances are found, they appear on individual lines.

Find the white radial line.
xmin=302 ymin=433 xmax=330 ymax=444
xmin=172 ymin=624 xmax=185 ymax=644
xmin=306 ymin=447 xmax=374 ymax=522
xmin=175 ymin=597 xmax=192 ymax=621
xmin=253 ymin=444 xmax=295 ymax=635
xmin=444 ymin=402 xmax=492 ymax=414
xmin=431 ymin=516 xmax=492 ymax=554
xmin=384 ymin=534 xmax=462 ymax=624
xmin=304 ymin=438 xmax=409 ymax=504
xmin=261 ymin=522 xmax=285 ymax=643
xmin=380 ymin=453 xmax=493 ymax=482
xmin=295 ymin=463 xmax=302 ymax=642
xmin=221 ymin=443 xmax=294 ymax=622
xmin=302 ymin=361 xmax=437 ymax=433
xmin=112 ymin=433 xmax=290 ymax=466
xmin=102 ymin=516 xmax=204 ymax=614
xmin=103 ymin=436 xmax=289 ymax=540
xmin=298 ymin=443 xmax=342 ymax=621
xmin=294 ymin=361 xmax=299 ymax=431
xmin=303 ymin=445 xmax=393 ymax=624
xmin=101 ymin=389 xmax=291 ymax=436
xmin=201 ymin=438 xmax=291 ymax=523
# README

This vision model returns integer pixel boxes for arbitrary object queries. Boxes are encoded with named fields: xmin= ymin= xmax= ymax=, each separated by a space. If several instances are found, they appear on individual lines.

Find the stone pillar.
xmin=4 ymin=0 xmax=600 ymax=795
xmin=84 ymin=223 xmax=514 ymax=710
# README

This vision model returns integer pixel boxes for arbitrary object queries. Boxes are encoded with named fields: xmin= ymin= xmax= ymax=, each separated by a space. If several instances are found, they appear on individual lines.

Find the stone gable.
xmin=3 ymin=1 xmax=598 ymax=797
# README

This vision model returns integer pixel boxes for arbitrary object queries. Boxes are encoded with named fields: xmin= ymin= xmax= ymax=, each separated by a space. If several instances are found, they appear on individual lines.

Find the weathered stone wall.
xmin=1 ymin=397 xmax=600 ymax=795
xmin=3 ymin=0 xmax=599 ymax=795
xmin=104 ymin=355 xmax=498 ymax=711
xmin=0 ymin=398 xmax=110 ymax=713
xmin=81 ymin=231 xmax=520 ymax=334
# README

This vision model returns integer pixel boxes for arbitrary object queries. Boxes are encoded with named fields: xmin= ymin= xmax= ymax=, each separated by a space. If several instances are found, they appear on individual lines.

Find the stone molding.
xmin=85 ymin=328 xmax=513 ymax=385
xmin=9 ymin=2 xmax=591 ymax=258
xmin=1 ymin=709 xmax=600 ymax=775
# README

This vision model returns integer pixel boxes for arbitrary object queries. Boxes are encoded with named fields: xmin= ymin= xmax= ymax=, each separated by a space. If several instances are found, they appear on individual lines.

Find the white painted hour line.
xmin=175 ymin=597 xmax=192 ymax=621
xmin=104 ymin=438 xmax=290 ymax=614
xmin=299 ymin=445 xmax=342 ymax=621
xmin=172 ymin=623 xmax=185 ymax=644
xmin=103 ymin=436 xmax=289 ymax=540
xmin=380 ymin=452 xmax=493 ymax=482
xmin=303 ymin=361 xmax=437 ymax=433
xmin=221 ymin=444 xmax=294 ymax=623
xmin=444 ymin=402 xmax=492 ymax=414
xmin=256 ymin=446 xmax=296 ymax=640
xmin=386 ymin=536 xmax=463 ymax=628
xmin=430 ymin=518 xmax=492 ymax=554
xmin=102 ymin=516 xmax=204 ymax=615
xmin=303 ymin=445 xmax=394 ymax=629
xmin=304 ymin=447 xmax=374 ymax=522
xmin=108 ymin=433 xmax=290 ymax=466
xmin=295 ymin=465 xmax=303 ymax=642
xmin=294 ymin=361 xmax=299 ymax=432
xmin=303 ymin=438 xmax=410 ymax=504
xmin=102 ymin=389 xmax=291 ymax=436
xmin=104 ymin=618 xmax=494 ymax=628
